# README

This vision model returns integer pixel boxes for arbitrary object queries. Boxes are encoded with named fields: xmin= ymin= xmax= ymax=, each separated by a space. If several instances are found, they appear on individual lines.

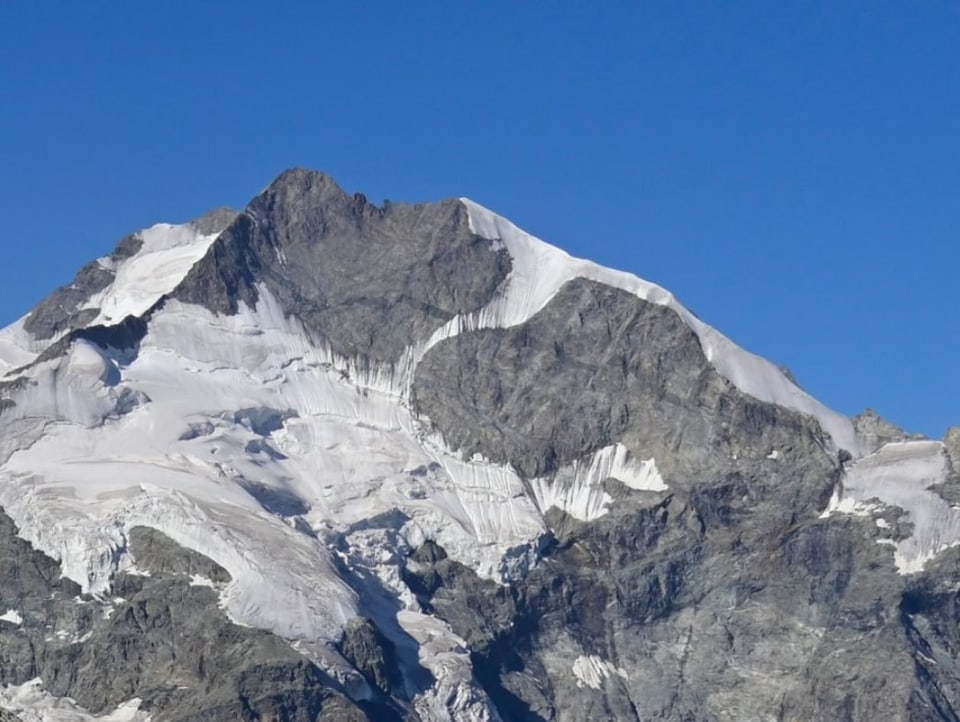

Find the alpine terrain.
xmin=0 ymin=168 xmax=958 ymax=721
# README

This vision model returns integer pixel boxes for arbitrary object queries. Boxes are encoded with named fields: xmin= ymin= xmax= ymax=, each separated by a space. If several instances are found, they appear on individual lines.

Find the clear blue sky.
xmin=1 ymin=2 xmax=957 ymax=437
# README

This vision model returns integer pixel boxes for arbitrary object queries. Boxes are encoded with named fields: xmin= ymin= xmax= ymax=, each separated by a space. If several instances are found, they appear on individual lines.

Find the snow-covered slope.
xmin=0 ymin=219 xmax=222 ymax=376
xmin=83 ymin=221 xmax=222 ymax=326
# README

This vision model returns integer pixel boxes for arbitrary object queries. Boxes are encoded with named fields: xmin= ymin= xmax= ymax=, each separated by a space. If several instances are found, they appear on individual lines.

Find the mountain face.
xmin=0 ymin=169 xmax=958 ymax=722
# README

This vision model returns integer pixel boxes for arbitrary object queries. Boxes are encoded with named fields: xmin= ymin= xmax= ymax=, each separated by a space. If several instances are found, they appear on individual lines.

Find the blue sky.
xmin=1 ymin=2 xmax=957 ymax=437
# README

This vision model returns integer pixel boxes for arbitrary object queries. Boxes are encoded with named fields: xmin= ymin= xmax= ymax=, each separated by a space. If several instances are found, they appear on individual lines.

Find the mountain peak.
xmin=268 ymin=166 xmax=342 ymax=189
xmin=172 ymin=171 xmax=510 ymax=362
xmin=3 ymin=170 xmax=960 ymax=720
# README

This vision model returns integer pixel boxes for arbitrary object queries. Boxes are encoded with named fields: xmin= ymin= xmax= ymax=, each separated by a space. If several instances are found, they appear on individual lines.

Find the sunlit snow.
xmin=83 ymin=222 xmax=221 ymax=326
xmin=822 ymin=440 xmax=960 ymax=573
xmin=0 ymin=679 xmax=149 ymax=721
xmin=0 ymin=609 xmax=22 ymax=625
xmin=572 ymin=655 xmax=628 ymax=690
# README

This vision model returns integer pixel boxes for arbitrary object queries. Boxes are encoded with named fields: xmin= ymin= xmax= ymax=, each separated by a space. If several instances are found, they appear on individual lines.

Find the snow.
xmin=0 ymin=679 xmax=149 ymax=721
xmin=83 ymin=223 xmax=221 ymax=327
xmin=397 ymin=610 xmax=502 ymax=721
xmin=459 ymin=199 xmax=862 ymax=457
xmin=530 ymin=443 xmax=667 ymax=522
xmin=822 ymin=440 xmax=960 ymax=573
xmin=0 ymin=222 xmax=218 ymax=378
xmin=0 ymin=609 xmax=22 ymax=625
xmin=0 ymin=318 xmax=43 ymax=373
xmin=572 ymin=655 xmax=628 ymax=690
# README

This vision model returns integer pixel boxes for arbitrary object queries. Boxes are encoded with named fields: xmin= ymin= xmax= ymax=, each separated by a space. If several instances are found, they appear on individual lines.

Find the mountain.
xmin=0 ymin=168 xmax=958 ymax=721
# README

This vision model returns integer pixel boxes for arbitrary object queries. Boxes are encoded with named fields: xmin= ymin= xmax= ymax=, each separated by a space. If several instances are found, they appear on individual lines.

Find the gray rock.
xmin=854 ymin=408 xmax=926 ymax=454
xmin=172 ymin=168 xmax=511 ymax=364
xmin=944 ymin=427 xmax=960 ymax=472
xmin=413 ymin=277 xmax=838 ymax=507
xmin=22 ymin=207 xmax=233 ymax=343
xmin=0 ymin=508 xmax=379 ymax=721
xmin=128 ymin=527 xmax=231 ymax=583
xmin=339 ymin=617 xmax=404 ymax=698
xmin=232 ymin=406 xmax=297 ymax=436
xmin=400 ymin=480 xmax=960 ymax=721
xmin=189 ymin=207 xmax=237 ymax=237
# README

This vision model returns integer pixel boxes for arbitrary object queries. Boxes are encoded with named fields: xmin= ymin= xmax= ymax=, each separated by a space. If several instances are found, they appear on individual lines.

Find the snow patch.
xmin=84 ymin=223 xmax=221 ymax=327
xmin=572 ymin=655 xmax=628 ymax=690
xmin=822 ymin=441 xmax=960 ymax=573
xmin=530 ymin=443 xmax=667 ymax=521
xmin=0 ymin=678 xmax=149 ymax=721
xmin=0 ymin=609 xmax=22 ymax=625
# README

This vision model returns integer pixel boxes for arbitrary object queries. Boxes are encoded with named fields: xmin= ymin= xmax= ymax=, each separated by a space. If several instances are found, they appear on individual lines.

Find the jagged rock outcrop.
xmin=854 ymin=408 xmax=926 ymax=454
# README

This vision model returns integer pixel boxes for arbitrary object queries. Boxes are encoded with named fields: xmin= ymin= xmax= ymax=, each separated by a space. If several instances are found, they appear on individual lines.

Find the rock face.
xmin=0 ymin=512 xmax=375 ymax=721
xmin=413 ymin=277 xmax=837 ymax=491
xmin=23 ymin=209 xmax=237 ymax=343
xmin=173 ymin=168 xmax=511 ymax=363
xmin=0 ymin=168 xmax=958 ymax=721
xmin=854 ymin=408 xmax=926 ymax=454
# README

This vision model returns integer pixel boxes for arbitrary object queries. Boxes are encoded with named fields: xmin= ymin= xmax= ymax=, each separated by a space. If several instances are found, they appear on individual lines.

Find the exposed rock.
xmin=232 ymin=406 xmax=297 ymax=436
xmin=0 ymin=508 xmax=377 ymax=721
xmin=413 ymin=277 xmax=838 ymax=518
xmin=854 ymin=408 xmax=926 ymax=454
xmin=172 ymin=168 xmax=511 ymax=363
xmin=74 ymin=314 xmax=149 ymax=353
xmin=22 ymin=206 xmax=235 ymax=344
xmin=944 ymin=427 xmax=960 ymax=472
xmin=128 ymin=527 xmax=231 ymax=583
xmin=339 ymin=617 xmax=404 ymax=698
xmin=189 ymin=207 xmax=238 ymax=237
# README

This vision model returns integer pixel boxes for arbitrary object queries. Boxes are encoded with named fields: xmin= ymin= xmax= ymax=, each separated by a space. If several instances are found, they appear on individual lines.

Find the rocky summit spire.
xmin=172 ymin=167 xmax=511 ymax=362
